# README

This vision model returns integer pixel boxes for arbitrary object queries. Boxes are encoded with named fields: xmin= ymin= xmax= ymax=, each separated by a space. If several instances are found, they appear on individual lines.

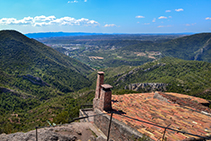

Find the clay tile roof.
xmin=109 ymin=92 xmax=211 ymax=141
xmin=101 ymin=84 xmax=113 ymax=89
xmin=164 ymin=92 xmax=209 ymax=104
xmin=157 ymin=92 xmax=211 ymax=114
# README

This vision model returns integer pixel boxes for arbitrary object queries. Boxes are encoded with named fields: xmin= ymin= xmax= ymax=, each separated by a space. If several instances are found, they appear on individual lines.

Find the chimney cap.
xmin=101 ymin=84 xmax=113 ymax=89
xmin=98 ymin=71 xmax=104 ymax=75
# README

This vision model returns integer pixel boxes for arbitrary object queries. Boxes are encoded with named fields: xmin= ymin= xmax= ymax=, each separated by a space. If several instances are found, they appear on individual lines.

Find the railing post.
xmin=107 ymin=112 xmax=113 ymax=141
xmin=162 ymin=124 xmax=171 ymax=141
xmin=36 ymin=126 xmax=38 ymax=141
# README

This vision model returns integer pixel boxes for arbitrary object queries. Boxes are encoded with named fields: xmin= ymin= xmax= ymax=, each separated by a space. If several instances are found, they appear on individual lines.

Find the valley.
xmin=47 ymin=42 xmax=161 ymax=69
xmin=39 ymin=33 xmax=211 ymax=69
xmin=0 ymin=30 xmax=211 ymax=135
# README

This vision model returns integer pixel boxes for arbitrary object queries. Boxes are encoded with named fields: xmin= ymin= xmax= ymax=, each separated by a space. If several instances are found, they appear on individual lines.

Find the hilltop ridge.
xmin=0 ymin=30 xmax=93 ymax=94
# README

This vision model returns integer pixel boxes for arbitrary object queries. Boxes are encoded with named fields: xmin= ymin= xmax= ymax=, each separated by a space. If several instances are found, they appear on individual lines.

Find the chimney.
xmin=93 ymin=72 xmax=113 ymax=111
xmin=95 ymin=71 xmax=104 ymax=99
xmin=100 ymin=84 xmax=113 ymax=111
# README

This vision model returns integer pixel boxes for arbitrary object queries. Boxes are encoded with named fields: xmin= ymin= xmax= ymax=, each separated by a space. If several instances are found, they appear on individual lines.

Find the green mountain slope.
xmin=121 ymin=33 xmax=211 ymax=62
xmin=89 ymin=57 xmax=211 ymax=99
xmin=0 ymin=30 xmax=95 ymax=134
xmin=0 ymin=87 xmax=95 ymax=134
xmin=0 ymin=30 xmax=93 ymax=97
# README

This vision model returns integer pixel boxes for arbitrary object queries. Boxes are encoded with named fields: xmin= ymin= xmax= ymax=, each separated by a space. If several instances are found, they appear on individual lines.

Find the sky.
xmin=0 ymin=0 xmax=211 ymax=34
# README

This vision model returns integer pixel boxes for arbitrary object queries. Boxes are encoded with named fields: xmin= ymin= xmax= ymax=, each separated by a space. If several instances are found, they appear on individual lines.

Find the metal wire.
xmin=34 ymin=111 xmax=211 ymax=140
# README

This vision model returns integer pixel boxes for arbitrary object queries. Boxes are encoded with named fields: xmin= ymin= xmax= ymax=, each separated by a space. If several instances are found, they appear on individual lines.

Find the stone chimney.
xmin=95 ymin=71 xmax=104 ymax=99
xmin=100 ymin=84 xmax=113 ymax=111
xmin=93 ymin=72 xmax=113 ymax=111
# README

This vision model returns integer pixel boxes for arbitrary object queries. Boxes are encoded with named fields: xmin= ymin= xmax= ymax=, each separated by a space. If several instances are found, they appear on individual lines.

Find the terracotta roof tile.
xmin=108 ymin=92 xmax=211 ymax=140
xmin=165 ymin=92 xmax=209 ymax=104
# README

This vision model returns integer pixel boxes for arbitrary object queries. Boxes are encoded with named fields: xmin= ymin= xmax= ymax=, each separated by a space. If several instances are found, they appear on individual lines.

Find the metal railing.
xmin=34 ymin=111 xmax=211 ymax=141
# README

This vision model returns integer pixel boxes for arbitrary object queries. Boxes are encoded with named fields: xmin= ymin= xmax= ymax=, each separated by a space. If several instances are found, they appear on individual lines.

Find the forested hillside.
xmin=0 ymin=30 xmax=95 ymax=134
xmin=0 ymin=30 xmax=93 ymax=95
xmin=0 ymin=86 xmax=94 ymax=134
xmin=88 ymin=57 xmax=211 ymax=100
xmin=121 ymin=33 xmax=211 ymax=62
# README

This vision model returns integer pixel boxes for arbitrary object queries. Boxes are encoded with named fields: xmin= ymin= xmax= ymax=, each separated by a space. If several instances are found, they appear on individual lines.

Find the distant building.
xmin=81 ymin=72 xmax=211 ymax=141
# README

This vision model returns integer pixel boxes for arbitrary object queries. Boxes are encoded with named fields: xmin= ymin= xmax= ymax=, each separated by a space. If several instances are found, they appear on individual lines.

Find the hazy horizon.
xmin=0 ymin=0 xmax=211 ymax=34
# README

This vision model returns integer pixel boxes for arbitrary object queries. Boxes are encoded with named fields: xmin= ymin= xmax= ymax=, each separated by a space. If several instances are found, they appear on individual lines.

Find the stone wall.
xmin=79 ymin=108 xmax=94 ymax=122
xmin=94 ymin=109 xmax=150 ymax=141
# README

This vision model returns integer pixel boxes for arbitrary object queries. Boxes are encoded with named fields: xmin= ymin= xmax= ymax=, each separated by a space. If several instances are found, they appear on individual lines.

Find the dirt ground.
xmin=0 ymin=122 xmax=107 ymax=141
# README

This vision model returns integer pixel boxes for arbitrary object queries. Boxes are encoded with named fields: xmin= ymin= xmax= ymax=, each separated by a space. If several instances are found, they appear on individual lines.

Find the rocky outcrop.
xmin=19 ymin=74 xmax=50 ymax=86
xmin=125 ymin=83 xmax=168 ymax=91
xmin=194 ymin=37 xmax=211 ymax=60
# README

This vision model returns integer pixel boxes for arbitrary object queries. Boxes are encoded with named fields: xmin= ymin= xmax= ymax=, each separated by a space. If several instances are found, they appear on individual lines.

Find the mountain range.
xmin=120 ymin=33 xmax=211 ymax=62
xmin=0 ymin=30 xmax=211 ymax=134
xmin=25 ymin=32 xmax=195 ymax=39
xmin=25 ymin=32 xmax=104 ymax=39
xmin=39 ymin=32 xmax=211 ymax=69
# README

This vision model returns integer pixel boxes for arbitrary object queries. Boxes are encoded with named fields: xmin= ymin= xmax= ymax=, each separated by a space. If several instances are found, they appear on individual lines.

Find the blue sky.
xmin=0 ymin=0 xmax=211 ymax=34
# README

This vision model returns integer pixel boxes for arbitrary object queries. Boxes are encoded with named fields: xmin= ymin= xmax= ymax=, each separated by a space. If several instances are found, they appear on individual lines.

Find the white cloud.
xmin=185 ymin=23 xmax=196 ymax=26
xmin=104 ymin=24 xmax=116 ymax=27
xmin=158 ymin=16 xmax=167 ymax=19
xmin=84 ymin=0 xmax=87 ymax=2
xmin=68 ymin=0 xmax=78 ymax=3
xmin=165 ymin=10 xmax=171 ymax=12
xmin=135 ymin=15 xmax=145 ymax=18
xmin=0 ymin=17 xmax=33 ymax=25
xmin=175 ymin=8 xmax=184 ymax=12
xmin=158 ymin=25 xmax=172 ymax=28
xmin=205 ymin=17 xmax=211 ymax=20
xmin=34 ymin=15 xmax=56 ymax=22
xmin=0 ymin=15 xmax=99 ymax=27
xmin=152 ymin=18 xmax=156 ymax=22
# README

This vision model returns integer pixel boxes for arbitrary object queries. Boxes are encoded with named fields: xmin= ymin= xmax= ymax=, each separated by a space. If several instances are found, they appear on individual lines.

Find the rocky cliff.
xmin=125 ymin=83 xmax=168 ymax=91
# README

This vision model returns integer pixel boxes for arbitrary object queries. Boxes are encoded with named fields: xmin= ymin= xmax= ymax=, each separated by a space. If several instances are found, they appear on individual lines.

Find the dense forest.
xmin=0 ymin=30 xmax=94 ymax=133
xmin=0 ymin=30 xmax=211 ymax=134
